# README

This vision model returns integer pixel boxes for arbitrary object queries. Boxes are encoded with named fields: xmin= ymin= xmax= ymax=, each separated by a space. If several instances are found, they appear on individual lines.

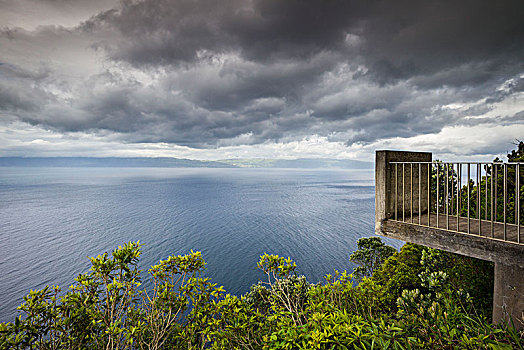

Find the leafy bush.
xmin=0 ymin=239 xmax=520 ymax=349
xmin=0 ymin=242 xmax=224 ymax=349
xmin=365 ymin=243 xmax=426 ymax=314
xmin=349 ymin=237 xmax=396 ymax=281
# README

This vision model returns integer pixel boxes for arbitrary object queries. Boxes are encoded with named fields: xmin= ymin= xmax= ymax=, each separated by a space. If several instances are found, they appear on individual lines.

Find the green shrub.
xmin=367 ymin=243 xmax=425 ymax=314
xmin=0 ymin=242 xmax=224 ymax=349
xmin=0 ymin=239 xmax=520 ymax=349
xmin=350 ymin=237 xmax=397 ymax=281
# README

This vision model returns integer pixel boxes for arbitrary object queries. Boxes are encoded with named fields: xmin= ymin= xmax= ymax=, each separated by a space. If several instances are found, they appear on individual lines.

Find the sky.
xmin=0 ymin=0 xmax=523 ymax=161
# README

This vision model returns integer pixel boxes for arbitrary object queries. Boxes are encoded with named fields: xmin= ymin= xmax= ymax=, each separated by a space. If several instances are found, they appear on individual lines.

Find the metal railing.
xmin=389 ymin=161 xmax=523 ymax=245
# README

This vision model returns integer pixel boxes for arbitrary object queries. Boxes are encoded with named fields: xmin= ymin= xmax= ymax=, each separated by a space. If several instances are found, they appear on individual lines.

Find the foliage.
xmin=0 ymin=242 xmax=224 ymax=350
xmin=349 ymin=237 xmax=396 ymax=281
xmin=508 ymin=140 xmax=524 ymax=163
xmin=429 ymin=140 xmax=524 ymax=225
xmin=419 ymin=248 xmax=494 ymax=318
xmin=365 ymin=243 xmax=426 ymax=314
xmin=1 ymin=237 xmax=520 ymax=349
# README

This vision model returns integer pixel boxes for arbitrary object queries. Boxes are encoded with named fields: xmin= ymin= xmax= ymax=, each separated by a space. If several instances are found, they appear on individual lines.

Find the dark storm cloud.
xmin=87 ymin=0 xmax=363 ymax=65
xmin=172 ymin=51 xmax=341 ymax=111
xmin=361 ymin=1 xmax=524 ymax=85
xmin=1 ymin=0 xmax=523 ymax=151
xmin=0 ymin=63 xmax=53 ymax=112
xmin=95 ymin=0 xmax=524 ymax=81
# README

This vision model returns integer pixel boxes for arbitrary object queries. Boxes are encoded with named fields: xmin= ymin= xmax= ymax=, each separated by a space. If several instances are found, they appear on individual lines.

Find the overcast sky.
xmin=1 ymin=0 xmax=523 ymax=161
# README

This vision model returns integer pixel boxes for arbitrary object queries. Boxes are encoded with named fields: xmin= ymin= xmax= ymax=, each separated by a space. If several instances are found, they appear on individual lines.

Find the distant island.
xmin=0 ymin=157 xmax=235 ymax=168
xmin=217 ymin=158 xmax=373 ymax=169
xmin=0 ymin=157 xmax=373 ymax=169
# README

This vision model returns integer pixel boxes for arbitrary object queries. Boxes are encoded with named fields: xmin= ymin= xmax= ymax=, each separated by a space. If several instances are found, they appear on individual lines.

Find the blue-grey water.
xmin=0 ymin=167 xmax=401 ymax=322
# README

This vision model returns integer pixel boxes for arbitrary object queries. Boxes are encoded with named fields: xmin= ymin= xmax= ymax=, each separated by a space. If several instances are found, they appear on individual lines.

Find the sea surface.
xmin=0 ymin=167 xmax=401 ymax=322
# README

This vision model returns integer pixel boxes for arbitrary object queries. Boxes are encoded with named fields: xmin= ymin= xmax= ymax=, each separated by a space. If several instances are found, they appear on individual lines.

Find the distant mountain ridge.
xmin=218 ymin=158 xmax=373 ymax=169
xmin=0 ymin=157 xmax=236 ymax=168
xmin=0 ymin=157 xmax=373 ymax=169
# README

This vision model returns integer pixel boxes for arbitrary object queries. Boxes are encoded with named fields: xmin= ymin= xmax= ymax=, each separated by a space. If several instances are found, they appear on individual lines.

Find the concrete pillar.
xmin=375 ymin=150 xmax=432 ymax=234
xmin=493 ymin=263 xmax=524 ymax=329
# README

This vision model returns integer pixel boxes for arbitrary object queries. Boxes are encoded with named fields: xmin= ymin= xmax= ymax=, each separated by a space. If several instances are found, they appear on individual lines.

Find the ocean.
xmin=0 ymin=167 xmax=401 ymax=322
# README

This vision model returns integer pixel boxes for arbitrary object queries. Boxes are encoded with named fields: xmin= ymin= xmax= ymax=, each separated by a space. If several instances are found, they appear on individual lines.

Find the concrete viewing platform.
xmin=375 ymin=150 xmax=524 ymax=329
xmin=393 ymin=213 xmax=522 ymax=244
xmin=383 ymin=215 xmax=523 ymax=268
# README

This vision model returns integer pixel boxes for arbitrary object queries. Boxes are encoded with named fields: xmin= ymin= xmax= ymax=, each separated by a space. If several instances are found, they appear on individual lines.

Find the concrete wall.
xmin=375 ymin=150 xmax=432 ymax=234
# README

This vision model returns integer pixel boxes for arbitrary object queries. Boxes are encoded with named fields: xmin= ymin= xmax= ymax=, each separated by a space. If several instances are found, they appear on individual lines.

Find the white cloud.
xmin=364 ymin=123 xmax=524 ymax=162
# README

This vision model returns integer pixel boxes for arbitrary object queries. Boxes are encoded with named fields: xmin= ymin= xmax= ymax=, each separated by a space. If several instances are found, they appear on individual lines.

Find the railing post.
xmin=518 ymin=164 xmax=520 ymax=244
xmin=437 ymin=164 xmax=440 ymax=228
xmin=375 ymin=150 xmax=432 ymax=235
xmin=446 ymin=164 xmax=449 ymax=230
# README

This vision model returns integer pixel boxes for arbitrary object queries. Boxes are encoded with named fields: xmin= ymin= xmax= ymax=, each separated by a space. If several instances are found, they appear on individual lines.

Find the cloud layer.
xmin=0 ymin=0 xmax=523 ymax=159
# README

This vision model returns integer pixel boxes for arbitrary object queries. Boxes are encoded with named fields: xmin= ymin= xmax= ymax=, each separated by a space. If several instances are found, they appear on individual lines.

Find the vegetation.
xmin=1 ymin=238 xmax=521 ymax=349
xmin=349 ymin=237 xmax=396 ymax=281
xmin=430 ymin=140 xmax=524 ymax=225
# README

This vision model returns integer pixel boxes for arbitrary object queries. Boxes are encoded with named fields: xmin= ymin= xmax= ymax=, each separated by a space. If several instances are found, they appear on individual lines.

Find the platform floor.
xmin=391 ymin=213 xmax=523 ymax=245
